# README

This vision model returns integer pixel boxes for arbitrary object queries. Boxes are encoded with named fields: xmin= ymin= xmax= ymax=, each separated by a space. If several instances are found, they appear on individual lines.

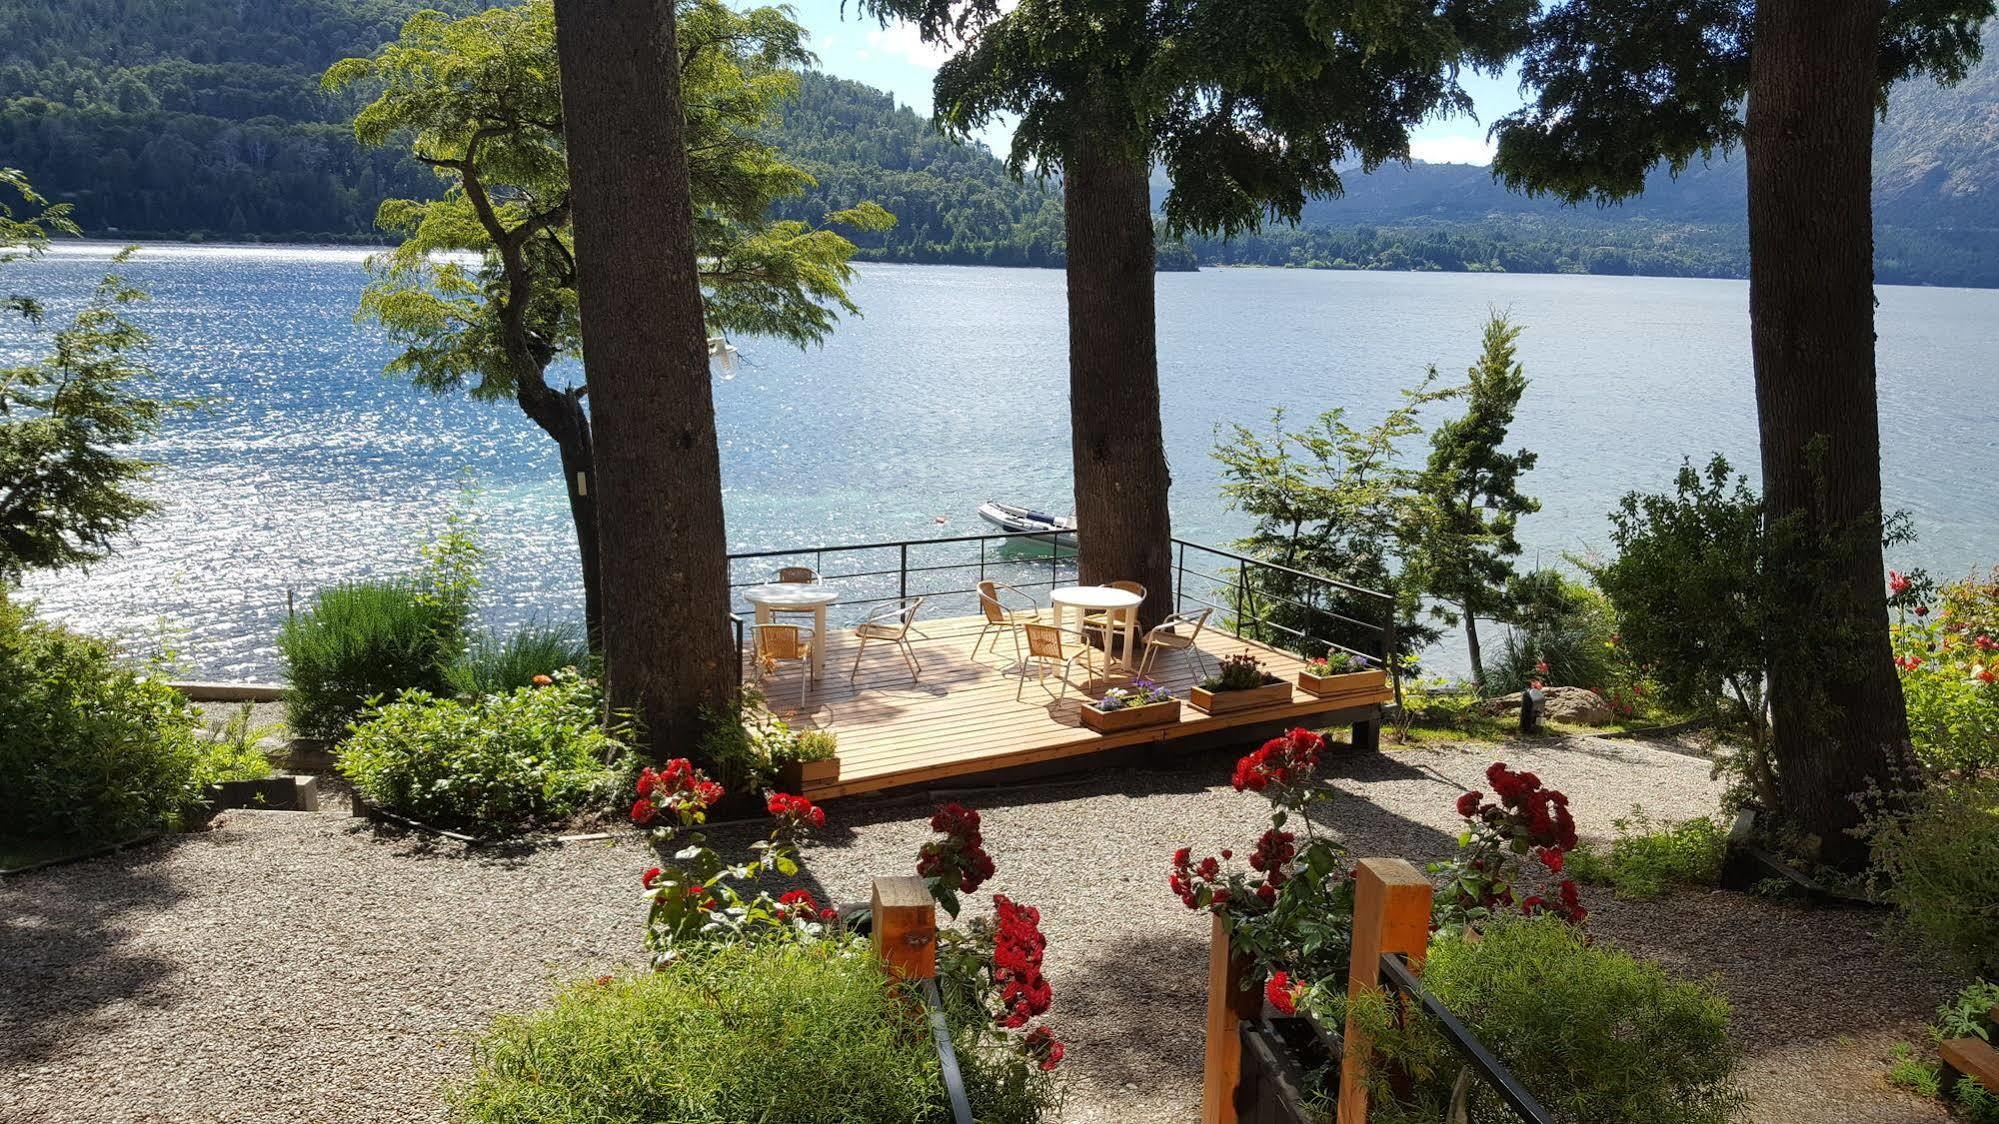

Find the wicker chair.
xmin=974 ymin=580 xmax=1041 ymax=657
xmin=851 ymin=596 xmax=925 ymax=684
xmin=1081 ymin=580 xmax=1146 ymax=664
xmin=775 ymin=566 xmax=817 ymax=584
xmin=1013 ymin=622 xmax=1095 ymax=701
xmin=1136 ymin=608 xmax=1213 ymax=679
xmin=751 ymin=622 xmax=815 ymax=708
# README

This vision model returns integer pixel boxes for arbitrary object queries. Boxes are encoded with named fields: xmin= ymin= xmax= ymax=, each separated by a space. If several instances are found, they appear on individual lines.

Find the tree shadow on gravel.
xmin=0 ymin=836 xmax=193 ymax=1070
xmin=1059 ymin=929 xmax=1215 ymax=1095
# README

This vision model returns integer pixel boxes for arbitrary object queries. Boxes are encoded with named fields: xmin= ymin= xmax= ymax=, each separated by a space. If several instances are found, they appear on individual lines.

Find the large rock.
xmin=1478 ymin=685 xmax=1615 ymax=726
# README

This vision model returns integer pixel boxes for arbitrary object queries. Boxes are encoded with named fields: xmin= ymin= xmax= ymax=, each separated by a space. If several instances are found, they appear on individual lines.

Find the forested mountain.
xmin=3 ymin=1 xmax=1997 ymax=284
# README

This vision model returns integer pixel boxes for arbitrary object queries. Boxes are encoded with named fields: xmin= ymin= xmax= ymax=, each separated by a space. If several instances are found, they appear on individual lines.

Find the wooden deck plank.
xmin=745 ymin=613 xmax=1389 ymax=799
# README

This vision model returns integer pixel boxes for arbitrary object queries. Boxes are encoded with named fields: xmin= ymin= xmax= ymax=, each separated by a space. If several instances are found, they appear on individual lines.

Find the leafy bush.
xmin=1347 ymin=916 xmax=1740 ymax=1124
xmin=1890 ymin=567 xmax=1999 ymax=779
xmin=1867 ymin=778 xmax=1999 ymax=978
xmin=696 ymin=685 xmax=838 ymax=790
xmin=445 ymin=622 xmax=589 ymax=697
xmin=0 ymin=590 xmax=210 ymax=838
xmin=339 ymin=671 xmax=624 ymax=832
xmin=454 ymin=939 xmax=1054 ymax=1124
xmin=193 ymin=702 xmax=277 ymax=787
xmin=1565 ymin=809 xmax=1727 ymax=900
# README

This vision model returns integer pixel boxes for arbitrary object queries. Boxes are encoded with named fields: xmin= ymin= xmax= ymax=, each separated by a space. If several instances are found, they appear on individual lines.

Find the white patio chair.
xmin=851 ymin=596 xmax=926 ymax=684
xmin=751 ymin=622 xmax=815 ymax=708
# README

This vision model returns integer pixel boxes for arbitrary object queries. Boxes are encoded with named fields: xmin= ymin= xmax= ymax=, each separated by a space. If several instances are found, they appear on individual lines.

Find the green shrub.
xmin=445 ymin=623 xmax=589 ymax=697
xmin=0 ymin=590 xmax=209 ymax=838
xmin=1566 ymin=809 xmax=1727 ymax=900
xmin=454 ymin=940 xmax=1054 ymax=1124
xmin=279 ymin=578 xmax=466 ymax=740
xmin=1868 ymin=779 xmax=1999 ymax=979
xmin=696 ymin=686 xmax=839 ymax=790
xmin=1348 ymin=916 xmax=1739 ymax=1124
xmin=339 ymin=671 xmax=624 ymax=832
xmin=192 ymin=702 xmax=276 ymax=787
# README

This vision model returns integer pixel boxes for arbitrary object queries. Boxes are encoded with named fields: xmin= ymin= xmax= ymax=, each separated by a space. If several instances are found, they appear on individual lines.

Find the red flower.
xmin=1023 ymin=1025 xmax=1065 ymax=1071
xmin=919 ymin=802 xmax=996 ymax=895
xmin=1455 ymin=791 xmax=1484 ymax=818
xmin=530 ymin=673 xmax=554 ymax=687
xmin=633 ymin=759 xmax=725 ymax=826
xmin=1264 ymin=971 xmax=1304 ymax=1016
xmin=1977 ymin=634 xmax=1998 ymax=652
xmin=991 ymin=895 xmax=1053 ymax=1029
xmin=1232 ymin=728 xmax=1325 ymax=796
xmin=641 ymin=866 xmax=662 ymax=888
xmin=1536 ymin=847 xmax=1565 ymax=874
xmin=1534 ymin=659 xmax=1550 ymax=675
xmin=1896 ymin=655 xmax=1924 ymax=671
xmin=1916 ymin=604 xmax=1930 ymax=618
xmin=766 ymin=792 xmax=828 ymax=830
xmin=1889 ymin=570 xmax=1911 ymax=595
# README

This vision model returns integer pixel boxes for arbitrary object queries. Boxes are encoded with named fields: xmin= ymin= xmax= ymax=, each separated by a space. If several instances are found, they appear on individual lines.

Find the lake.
xmin=7 ymin=244 xmax=1996 ymax=680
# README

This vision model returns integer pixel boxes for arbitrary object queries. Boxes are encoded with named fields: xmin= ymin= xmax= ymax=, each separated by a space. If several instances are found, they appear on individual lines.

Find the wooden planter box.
xmin=777 ymin=756 xmax=841 ymax=792
xmin=1296 ymin=666 xmax=1387 ymax=700
xmin=1079 ymin=698 xmax=1182 ymax=734
xmin=1189 ymin=678 xmax=1293 ymax=715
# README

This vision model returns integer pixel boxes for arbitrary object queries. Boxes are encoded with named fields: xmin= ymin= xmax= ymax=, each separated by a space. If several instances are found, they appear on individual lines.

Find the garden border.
xmin=0 ymin=831 xmax=161 ymax=877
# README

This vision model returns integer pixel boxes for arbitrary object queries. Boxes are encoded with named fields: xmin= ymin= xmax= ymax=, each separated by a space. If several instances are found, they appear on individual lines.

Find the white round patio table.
xmin=743 ymin=584 xmax=841 ymax=680
xmin=1048 ymin=585 xmax=1143 ymax=672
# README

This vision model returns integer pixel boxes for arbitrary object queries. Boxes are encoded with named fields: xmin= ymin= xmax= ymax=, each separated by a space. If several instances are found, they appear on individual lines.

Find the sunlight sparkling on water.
xmin=8 ymin=244 xmax=1996 ymax=679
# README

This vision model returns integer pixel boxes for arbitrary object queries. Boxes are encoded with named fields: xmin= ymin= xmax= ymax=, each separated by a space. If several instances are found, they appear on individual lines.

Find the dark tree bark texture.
xmin=552 ymin=0 xmax=735 ymax=759
xmin=1746 ymin=0 xmax=1916 ymax=868
xmin=1061 ymin=124 xmax=1175 ymax=629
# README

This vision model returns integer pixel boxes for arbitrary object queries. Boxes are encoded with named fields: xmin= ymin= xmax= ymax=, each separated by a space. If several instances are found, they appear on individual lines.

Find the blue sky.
xmin=787 ymin=2 xmax=1526 ymax=167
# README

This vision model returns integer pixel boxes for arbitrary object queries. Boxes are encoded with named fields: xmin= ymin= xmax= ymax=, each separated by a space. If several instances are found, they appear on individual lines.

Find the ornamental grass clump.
xmin=338 ymin=670 xmax=623 ymax=833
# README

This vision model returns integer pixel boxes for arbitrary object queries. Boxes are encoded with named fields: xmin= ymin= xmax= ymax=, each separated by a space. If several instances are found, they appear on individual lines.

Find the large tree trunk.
xmin=553 ymin=0 xmax=734 ymax=759
xmin=516 ymin=381 xmax=603 ymax=651
xmin=1061 ymin=123 xmax=1174 ymax=629
xmin=1746 ymin=0 xmax=1916 ymax=869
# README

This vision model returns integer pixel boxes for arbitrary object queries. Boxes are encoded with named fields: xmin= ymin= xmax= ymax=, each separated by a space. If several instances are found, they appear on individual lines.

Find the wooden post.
xmin=1336 ymin=858 xmax=1433 ymax=1124
xmin=1201 ymin=912 xmax=1262 ymax=1124
xmin=871 ymin=876 xmax=937 ymax=980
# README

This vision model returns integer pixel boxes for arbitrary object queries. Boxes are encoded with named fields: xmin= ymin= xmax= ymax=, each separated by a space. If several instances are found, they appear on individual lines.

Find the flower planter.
xmin=1189 ymin=678 xmax=1294 ymax=714
xmin=1079 ymin=698 xmax=1182 ymax=734
xmin=1296 ymin=667 xmax=1388 ymax=700
xmin=206 ymin=776 xmax=319 ymax=812
xmin=777 ymin=756 xmax=841 ymax=792
xmin=1236 ymin=1015 xmax=1338 ymax=1124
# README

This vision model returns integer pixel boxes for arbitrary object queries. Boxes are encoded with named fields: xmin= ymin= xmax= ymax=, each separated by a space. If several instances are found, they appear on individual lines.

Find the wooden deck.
xmin=748 ymin=614 xmax=1393 ymax=799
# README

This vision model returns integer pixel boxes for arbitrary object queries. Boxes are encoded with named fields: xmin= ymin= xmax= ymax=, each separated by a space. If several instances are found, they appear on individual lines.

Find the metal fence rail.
xmin=1377 ymin=952 xmax=1557 ymax=1124
xmin=725 ymin=529 xmax=1402 ymax=698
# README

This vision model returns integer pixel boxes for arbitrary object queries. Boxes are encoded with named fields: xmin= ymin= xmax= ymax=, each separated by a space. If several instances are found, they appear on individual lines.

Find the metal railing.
xmin=919 ymin=978 xmax=975 ymax=1124
xmin=1377 ymin=952 xmax=1557 ymax=1124
xmin=725 ymin=528 xmax=1401 ymax=697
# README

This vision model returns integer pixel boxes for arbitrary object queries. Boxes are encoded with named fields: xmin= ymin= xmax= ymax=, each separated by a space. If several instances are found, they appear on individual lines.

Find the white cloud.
xmin=1409 ymin=134 xmax=1496 ymax=166
xmin=866 ymin=22 xmax=954 ymax=68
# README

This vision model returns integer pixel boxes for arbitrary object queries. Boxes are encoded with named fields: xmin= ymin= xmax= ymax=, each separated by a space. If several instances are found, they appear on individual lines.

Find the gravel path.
xmin=0 ymin=736 xmax=1952 ymax=1123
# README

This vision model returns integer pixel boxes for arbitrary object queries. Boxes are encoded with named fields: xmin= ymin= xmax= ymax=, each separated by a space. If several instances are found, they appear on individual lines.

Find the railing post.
xmin=871 ymin=876 xmax=937 ymax=981
xmin=899 ymin=543 xmax=909 ymax=604
xmin=1200 ymin=912 xmax=1261 ymax=1124
xmin=1176 ymin=539 xmax=1187 ymax=613
xmin=1337 ymin=859 xmax=1434 ymax=1124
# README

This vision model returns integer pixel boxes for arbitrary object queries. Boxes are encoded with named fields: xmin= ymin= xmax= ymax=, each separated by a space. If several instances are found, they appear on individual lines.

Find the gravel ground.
xmin=0 ymin=735 xmax=1953 ymax=1123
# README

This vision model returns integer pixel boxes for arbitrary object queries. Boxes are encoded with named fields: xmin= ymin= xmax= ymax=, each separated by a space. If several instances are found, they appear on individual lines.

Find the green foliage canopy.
xmin=863 ymin=0 xmax=1533 ymax=240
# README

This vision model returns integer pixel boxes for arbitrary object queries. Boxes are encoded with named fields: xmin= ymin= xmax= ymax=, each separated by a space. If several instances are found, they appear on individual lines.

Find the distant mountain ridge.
xmin=3 ymin=2 xmax=1996 ymax=284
